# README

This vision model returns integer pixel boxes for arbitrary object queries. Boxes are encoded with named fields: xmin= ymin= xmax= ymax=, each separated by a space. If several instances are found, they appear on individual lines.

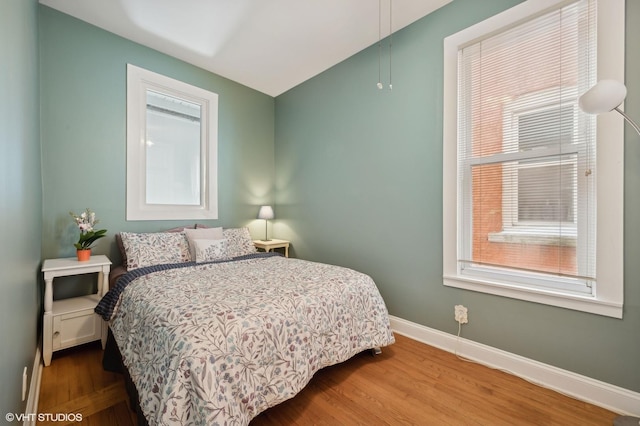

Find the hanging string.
xmin=389 ymin=0 xmax=393 ymax=90
xmin=377 ymin=0 xmax=383 ymax=89
xmin=376 ymin=0 xmax=393 ymax=91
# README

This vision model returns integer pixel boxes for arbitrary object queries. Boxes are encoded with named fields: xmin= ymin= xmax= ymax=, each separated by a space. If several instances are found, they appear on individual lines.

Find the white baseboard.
xmin=23 ymin=345 xmax=42 ymax=426
xmin=389 ymin=315 xmax=640 ymax=417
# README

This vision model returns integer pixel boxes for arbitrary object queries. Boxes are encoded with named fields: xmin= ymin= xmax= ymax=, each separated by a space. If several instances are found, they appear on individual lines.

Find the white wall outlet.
xmin=454 ymin=305 xmax=468 ymax=324
xmin=22 ymin=366 xmax=27 ymax=401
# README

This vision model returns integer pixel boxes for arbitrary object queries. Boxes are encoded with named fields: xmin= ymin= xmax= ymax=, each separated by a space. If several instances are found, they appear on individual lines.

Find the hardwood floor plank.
xmin=37 ymin=382 xmax=129 ymax=426
xmin=37 ymin=342 xmax=137 ymax=426
xmin=82 ymin=401 xmax=136 ymax=426
xmin=38 ymin=334 xmax=617 ymax=425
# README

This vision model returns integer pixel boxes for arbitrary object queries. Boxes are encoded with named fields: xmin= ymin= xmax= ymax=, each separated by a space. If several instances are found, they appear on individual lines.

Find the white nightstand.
xmin=41 ymin=255 xmax=111 ymax=366
xmin=253 ymin=239 xmax=290 ymax=258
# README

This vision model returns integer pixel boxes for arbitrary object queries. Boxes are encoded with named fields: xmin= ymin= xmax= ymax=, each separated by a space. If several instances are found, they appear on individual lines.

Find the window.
xmin=503 ymin=93 xmax=577 ymax=231
xmin=491 ymin=88 xmax=582 ymax=251
xmin=145 ymin=90 xmax=203 ymax=206
xmin=127 ymin=64 xmax=218 ymax=220
xmin=443 ymin=0 xmax=625 ymax=317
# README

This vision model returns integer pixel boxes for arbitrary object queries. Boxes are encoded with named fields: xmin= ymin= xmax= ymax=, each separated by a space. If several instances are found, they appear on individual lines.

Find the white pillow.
xmin=184 ymin=227 xmax=223 ymax=260
xmin=193 ymin=238 xmax=229 ymax=263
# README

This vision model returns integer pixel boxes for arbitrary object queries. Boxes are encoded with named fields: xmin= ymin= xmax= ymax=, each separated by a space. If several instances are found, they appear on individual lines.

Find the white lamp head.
xmin=257 ymin=205 xmax=274 ymax=220
xmin=578 ymin=79 xmax=627 ymax=114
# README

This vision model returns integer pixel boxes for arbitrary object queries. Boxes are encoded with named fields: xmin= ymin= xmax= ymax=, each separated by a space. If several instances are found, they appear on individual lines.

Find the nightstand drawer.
xmin=52 ymin=308 xmax=102 ymax=350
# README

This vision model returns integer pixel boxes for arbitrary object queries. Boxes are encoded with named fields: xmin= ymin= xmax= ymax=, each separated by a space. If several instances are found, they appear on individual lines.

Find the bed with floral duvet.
xmin=95 ymin=227 xmax=395 ymax=426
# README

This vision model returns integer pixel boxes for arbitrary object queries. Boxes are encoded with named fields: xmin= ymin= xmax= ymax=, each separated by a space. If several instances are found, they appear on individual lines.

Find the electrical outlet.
xmin=22 ymin=367 xmax=27 ymax=401
xmin=454 ymin=305 xmax=468 ymax=324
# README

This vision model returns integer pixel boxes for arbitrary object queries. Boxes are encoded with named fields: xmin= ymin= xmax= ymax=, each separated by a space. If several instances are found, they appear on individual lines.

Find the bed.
xmin=95 ymin=227 xmax=395 ymax=425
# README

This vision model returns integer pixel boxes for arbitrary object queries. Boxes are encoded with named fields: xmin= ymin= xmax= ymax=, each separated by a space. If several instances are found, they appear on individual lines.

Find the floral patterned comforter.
xmin=105 ymin=254 xmax=395 ymax=425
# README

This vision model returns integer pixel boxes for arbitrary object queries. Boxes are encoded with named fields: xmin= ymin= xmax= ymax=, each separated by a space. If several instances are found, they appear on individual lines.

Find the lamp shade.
xmin=257 ymin=205 xmax=274 ymax=220
xmin=578 ymin=79 xmax=627 ymax=114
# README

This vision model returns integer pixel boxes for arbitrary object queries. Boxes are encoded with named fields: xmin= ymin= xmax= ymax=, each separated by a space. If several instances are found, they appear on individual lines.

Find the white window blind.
xmin=444 ymin=0 xmax=624 ymax=318
xmin=457 ymin=0 xmax=596 ymax=294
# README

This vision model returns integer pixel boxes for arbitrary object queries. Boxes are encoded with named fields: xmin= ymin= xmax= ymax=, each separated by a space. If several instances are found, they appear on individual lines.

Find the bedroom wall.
xmin=39 ymin=6 xmax=275 ymax=297
xmin=274 ymin=0 xmax=640 ymax=394
xmin=0 ymin=0 xmax=42 ymax=416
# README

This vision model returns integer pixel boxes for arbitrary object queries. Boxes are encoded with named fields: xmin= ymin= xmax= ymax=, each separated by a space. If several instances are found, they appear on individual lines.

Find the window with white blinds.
xmin=443 ymin=0 xmax=625 ymax=318
xmin=458 ymin=0 xmax=596 ymax=294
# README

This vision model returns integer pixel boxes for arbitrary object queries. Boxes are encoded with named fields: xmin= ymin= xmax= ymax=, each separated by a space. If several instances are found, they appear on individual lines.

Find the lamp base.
xmin=613 ymin=416 xmax=640 ymax=426
xmin=263 ymin=219 xmax=271 ymax=242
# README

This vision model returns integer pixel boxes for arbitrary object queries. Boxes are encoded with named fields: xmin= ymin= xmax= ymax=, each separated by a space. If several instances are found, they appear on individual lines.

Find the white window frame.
xmin=490 ymin=87 xmax=580 ymax=246
xmin=443 ymin=0 xmax=625 ymax=318
xmin=126 ymin=64 xmax=218 ymax=221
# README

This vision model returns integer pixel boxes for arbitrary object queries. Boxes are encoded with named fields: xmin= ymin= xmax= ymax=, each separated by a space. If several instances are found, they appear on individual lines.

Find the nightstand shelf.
xmin=253 ymin=239 xmax=290 ymax=258
xmin=42 ymin=255 xmax=111 ymax=366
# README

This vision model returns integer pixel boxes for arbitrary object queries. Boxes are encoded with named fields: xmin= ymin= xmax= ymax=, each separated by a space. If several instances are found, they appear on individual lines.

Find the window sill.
xmin=443 ymin=274 xmax=622 ymax=319
xmin=488 ymin=229 xmax=576 ymax=247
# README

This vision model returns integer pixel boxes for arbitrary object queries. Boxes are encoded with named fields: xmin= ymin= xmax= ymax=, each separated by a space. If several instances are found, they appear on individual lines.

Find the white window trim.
xmin=126 ymin=64 xmax=219 ymax=221
xmin=501 ymin=87 xmax=579 ymax=234
xmin=443 ymin=0 xmax=625 ymax=318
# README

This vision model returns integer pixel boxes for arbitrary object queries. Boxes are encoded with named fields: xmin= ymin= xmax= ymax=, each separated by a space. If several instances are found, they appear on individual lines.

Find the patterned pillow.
xmin=120 ymin=232 xmax=191 ymax=270
xmin=184 ymin=227 xmax=223 ymax=260
xmin=116 ymin=226 xmax=192 ymax=269
xmin=223 ymin=227 xmax=257 ymax=258
xmin=193 ymin=239 xmax=229 ymax=263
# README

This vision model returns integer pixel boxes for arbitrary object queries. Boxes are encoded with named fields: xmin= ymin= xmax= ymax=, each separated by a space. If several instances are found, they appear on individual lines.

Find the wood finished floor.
xmin=37 ymin=334 xmax=617 ymax=425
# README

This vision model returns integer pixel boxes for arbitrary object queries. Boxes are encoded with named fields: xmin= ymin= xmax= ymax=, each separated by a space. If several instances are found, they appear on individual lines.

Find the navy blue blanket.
xmin=95 ymin=252 xmax=279 ymax=321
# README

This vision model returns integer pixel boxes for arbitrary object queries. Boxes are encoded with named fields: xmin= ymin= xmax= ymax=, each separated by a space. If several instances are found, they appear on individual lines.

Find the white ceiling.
xmin=39 ymin=0 xmax=451 ymax=97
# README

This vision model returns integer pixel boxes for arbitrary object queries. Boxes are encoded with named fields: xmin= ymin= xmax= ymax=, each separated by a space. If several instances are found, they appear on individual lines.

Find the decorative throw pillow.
xmin=184 ymin=227 xmax=224 ymax=260
xmin=223 ymin=227 xmax=257 ymax=258
xmin=119 ymin=231 xmax=191 ymax=270
xmin=116 ymin=226 xmax=192 ymax=269
xmin=193 ymin=238 xmax=229 ymax=263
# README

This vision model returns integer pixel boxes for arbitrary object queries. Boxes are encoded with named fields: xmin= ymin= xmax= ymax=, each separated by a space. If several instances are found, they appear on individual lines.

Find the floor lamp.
xmin=579 ymin=79 xmax=640 ymax=135
xmin=579 ymin=79 xmax=639 ymax=426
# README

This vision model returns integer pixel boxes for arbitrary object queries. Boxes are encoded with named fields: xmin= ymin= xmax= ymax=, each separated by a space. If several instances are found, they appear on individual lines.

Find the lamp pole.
xmin=580 ymin=80 xmax=639 ymax=426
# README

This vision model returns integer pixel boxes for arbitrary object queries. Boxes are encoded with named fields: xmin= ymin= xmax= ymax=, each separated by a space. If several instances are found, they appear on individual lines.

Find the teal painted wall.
xmin=275 ymin=0 xmax=640 ymax=393
xmin=39 ymin=6 xmax=275 ymax=297
xmin=30 ymin=0 xmax=640 ymax=402
xmin=0 ymin=0 xmax=42 ymax=416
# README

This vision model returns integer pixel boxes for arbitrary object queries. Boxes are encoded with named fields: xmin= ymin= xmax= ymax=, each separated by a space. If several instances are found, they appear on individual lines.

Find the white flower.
xmin=69 ymin=208 xmax=107 ymax=250
xmin=70 ymin=208 xmax=101 ymax=234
